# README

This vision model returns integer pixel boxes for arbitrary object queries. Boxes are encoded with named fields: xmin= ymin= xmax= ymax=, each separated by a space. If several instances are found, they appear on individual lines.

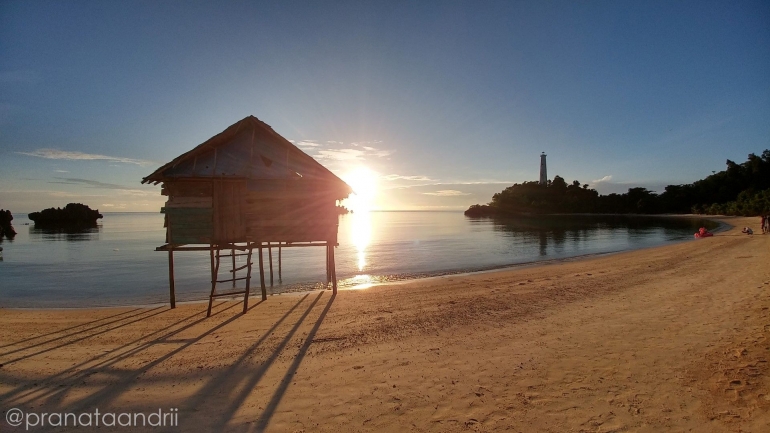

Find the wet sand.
xmin=1 ymin=216 xmax=768 ymax=432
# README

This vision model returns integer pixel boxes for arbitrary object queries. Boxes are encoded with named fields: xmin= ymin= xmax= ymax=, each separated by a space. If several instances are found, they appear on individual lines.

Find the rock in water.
xmin=28 ymin=203 xmax=103 ymax=228
xmin=0 ymin=209 xmax=16 ymax=239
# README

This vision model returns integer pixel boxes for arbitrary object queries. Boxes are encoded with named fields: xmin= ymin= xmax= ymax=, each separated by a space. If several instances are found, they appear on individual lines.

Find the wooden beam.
xmin=331 ymin=245 xmax=337 ymax=294
xmin=168 ymin=249 xmax=176 ymax=309
xmin=268 ymin=242 xmax=274 ymax=286
xmin=155 ymin=241 xmax=336 ymax=252
xmin=258 ymin=247 xmax=267 ymax=301
xmin=231 ymin=248 xmax=236 ymax=288
xmin=207 ymin=245 xmax=217 ymax=317
xmin=243 ymin=246 xmax=253 ymax=314
xmin=325 ymin=245 xmax=331 ymax=285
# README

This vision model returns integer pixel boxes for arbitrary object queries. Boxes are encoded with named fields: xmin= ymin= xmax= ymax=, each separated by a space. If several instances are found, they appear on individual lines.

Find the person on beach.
xmin=742 ymin=227 xmax=753 ymax=235
xmin=761 ymin=215 xmax=766 ymax=234
xmin=695 ymin=227 xmax=713 ymax=238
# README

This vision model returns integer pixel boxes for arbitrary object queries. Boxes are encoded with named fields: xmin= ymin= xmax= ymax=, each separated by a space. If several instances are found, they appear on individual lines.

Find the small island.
xmin=28 ymin=203 xmax=103 ymax=228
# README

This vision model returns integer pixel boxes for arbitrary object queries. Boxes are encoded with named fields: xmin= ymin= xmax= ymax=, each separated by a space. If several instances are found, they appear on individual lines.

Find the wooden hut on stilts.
xmin=142 ymin=116 xmax=352 ymax=316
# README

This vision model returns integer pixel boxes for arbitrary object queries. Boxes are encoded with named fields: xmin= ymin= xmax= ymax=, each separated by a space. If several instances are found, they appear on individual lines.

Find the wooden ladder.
xmin=207 ymin=244 xmax=253 ymax=316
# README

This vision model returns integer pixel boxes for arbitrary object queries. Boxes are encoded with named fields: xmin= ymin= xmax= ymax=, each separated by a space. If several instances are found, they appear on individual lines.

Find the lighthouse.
xmin=539 ymin=152 xmax=547 ymax=185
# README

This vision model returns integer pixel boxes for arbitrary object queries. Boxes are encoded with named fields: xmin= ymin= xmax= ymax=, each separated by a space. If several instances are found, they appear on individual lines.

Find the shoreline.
xmin=0 ymin=215 xmax=734 ymax=311
xmin=1 ymin=216 xmax=767 ymax=432
xmin=0 ymin=250 xmax=634 ymax=311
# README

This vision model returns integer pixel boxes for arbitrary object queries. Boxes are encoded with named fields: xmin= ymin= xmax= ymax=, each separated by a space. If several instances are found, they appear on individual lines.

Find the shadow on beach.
xmin=0 ymin=291 xmax=335 ymax=431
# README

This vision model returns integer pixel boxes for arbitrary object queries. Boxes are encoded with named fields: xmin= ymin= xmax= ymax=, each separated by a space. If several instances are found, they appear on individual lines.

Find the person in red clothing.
xmin=695 ymin=227 xmax=713 ymax=238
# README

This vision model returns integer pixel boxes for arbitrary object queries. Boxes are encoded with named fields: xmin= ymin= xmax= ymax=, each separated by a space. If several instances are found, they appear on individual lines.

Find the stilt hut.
xmin=142 ymin=116 xmax=352 ymax=315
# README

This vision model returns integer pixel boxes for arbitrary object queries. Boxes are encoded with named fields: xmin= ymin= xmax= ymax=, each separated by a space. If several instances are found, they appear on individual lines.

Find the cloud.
xmin=422 ymin=189 xmax=471 ymax=196
xmin=309 ymin=139 xmax=392 ymax=169
xmin=592 ymin=175 xmax=613 ymax=183
xmin=357 ymin=142 xmax=392 ymax=158
xmin=49 ymin=177 xmax=156 ymax=196
xmin=382 ymin=174 xmax=434 ymax=182
xmin=296 ymin=140 xmax=321 ymax=148
xmin=315 ymin=145 xmax=392 ymax=161
xmin=50 ymin=177 xmax=128 ymax=189
xmin=316 ymin=148 xmax=365 ymax=161
xmin=445 ymin=180 xmax=515 ymax=185
xmin=17 ymin=149 xmax=154 ymax=166
xmin=0 ymin=189 xmax=106 ymax=198
xmin=384 ymin=180 xmax=515 ymax=190
xmin=54 ymin=170 xmax=69 ymax=173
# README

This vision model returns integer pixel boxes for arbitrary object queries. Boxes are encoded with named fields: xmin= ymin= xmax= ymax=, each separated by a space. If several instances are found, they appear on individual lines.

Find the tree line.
xmin=465 ymin=150 xmax=770 ymax=217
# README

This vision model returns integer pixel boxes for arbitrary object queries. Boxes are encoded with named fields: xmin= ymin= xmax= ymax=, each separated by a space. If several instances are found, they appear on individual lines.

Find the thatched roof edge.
xmin=141 ymin=116 xmax=352 ymax=195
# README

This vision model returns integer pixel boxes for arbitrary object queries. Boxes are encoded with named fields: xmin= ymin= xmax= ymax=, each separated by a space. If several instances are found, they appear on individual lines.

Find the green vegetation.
xmin=466 ymin=150 xmax=770 ymax=217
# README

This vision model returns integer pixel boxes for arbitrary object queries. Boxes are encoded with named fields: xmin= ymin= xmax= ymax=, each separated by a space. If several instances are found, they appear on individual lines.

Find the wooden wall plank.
xmin=165 ymin=197 xmax=213 ymax=208
xmin=166 ymin=182 xmax=213 ymax=197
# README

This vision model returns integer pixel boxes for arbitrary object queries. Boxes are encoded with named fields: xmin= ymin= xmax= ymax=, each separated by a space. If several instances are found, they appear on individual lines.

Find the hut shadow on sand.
xmin=142 ymin=116 xmax=352 ymax=316
xmin=0 ymin=292 xmax=337 ymax=431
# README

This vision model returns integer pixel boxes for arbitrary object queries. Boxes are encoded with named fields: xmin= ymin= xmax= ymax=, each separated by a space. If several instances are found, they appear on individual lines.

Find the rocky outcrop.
xmin=28 ymin=203 xmax=103 ymax=228
xmin=0 ymin=209 xmax=16 ymax=239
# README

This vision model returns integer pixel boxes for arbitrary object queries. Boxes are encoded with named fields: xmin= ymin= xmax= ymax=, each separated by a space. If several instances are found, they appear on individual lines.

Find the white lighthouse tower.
xmin=539 ymin=152 xmax=547 ymax=185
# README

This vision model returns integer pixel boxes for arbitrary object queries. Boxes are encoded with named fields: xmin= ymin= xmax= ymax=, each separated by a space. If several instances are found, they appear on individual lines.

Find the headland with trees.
xmin=465 ymin=150 xmax=770 ymax=217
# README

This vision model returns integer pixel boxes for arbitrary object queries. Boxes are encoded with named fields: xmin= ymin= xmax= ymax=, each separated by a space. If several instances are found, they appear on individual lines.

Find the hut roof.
xmin=142 ymin=116 xmax=352 ymax=195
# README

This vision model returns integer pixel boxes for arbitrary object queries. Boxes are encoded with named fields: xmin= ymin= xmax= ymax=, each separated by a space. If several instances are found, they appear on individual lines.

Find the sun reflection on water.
xmin=347 ymin=274 xmax=374 ymax=290
xmin=351 ymin=210 xmax=372 ymax=272
xmin=342 ymin=166 xmax=377 ymax=277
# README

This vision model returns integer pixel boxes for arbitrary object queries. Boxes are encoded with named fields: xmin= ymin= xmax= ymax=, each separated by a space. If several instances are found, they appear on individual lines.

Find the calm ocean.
xmin=0 ymin=212 xmax=719 ymax=308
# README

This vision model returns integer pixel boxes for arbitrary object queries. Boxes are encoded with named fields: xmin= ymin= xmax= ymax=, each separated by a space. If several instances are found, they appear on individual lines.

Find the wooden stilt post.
xmin=331 ymin=244 xmax=337 ymax=294
xmin=231 ymin=247 xmax=236 ymax=288
xmin=243 ymin=245 xmax=253 ymax=314
xmin=168 ymin=249 xmax=176 ymax=309
xmin=258 ymin=245 xmax=267 ymax=301
xmin=268 ymin=242 xmax=274 ymax=286
xmin=278 ymin=243 xmax=282 ymax=282
xmin=325 ymin=244 xmax=331 ymax=285
xmin=207 ymin=244 xmax=217 ymax=317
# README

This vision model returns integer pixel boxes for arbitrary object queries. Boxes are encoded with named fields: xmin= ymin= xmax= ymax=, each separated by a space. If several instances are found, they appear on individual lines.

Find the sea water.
xmin=0 ymin=212 xmax=719 ymax=308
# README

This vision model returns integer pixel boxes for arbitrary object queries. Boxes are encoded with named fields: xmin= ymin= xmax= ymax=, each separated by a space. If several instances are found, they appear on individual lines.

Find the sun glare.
xmin=343 ymin=166 xmax=377 ymax=273
xmin=343 ymin=166 xmax=378 ymax=213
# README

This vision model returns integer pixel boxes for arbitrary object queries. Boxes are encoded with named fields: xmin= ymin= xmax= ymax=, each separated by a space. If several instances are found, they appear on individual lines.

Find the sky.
xmin=1 ymin=0 xmax=769 ymax=212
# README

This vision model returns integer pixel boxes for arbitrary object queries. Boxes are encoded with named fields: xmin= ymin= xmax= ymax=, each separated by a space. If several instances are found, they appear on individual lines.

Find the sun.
xmin=343 ymin=166 xmax=378 ymax=213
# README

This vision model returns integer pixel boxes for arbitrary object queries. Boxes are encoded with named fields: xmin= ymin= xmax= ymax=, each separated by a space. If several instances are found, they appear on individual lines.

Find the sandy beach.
xmin=1 ymin=216 xmax=768 ymax=432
